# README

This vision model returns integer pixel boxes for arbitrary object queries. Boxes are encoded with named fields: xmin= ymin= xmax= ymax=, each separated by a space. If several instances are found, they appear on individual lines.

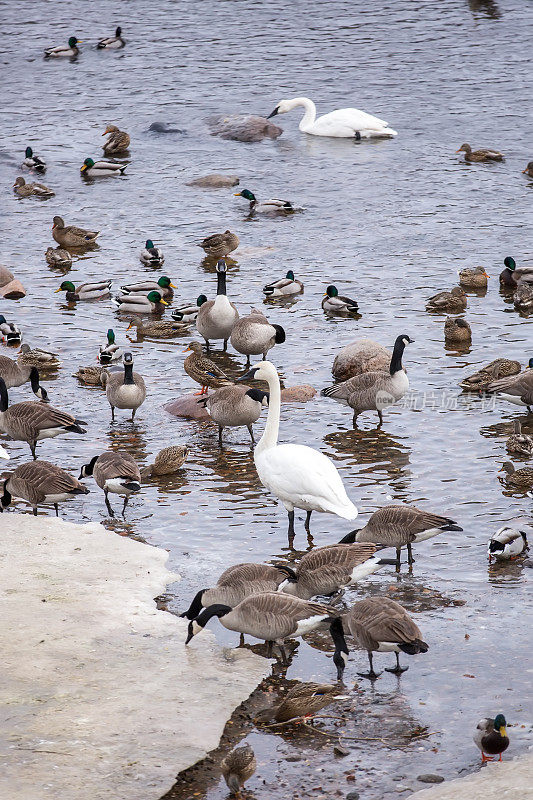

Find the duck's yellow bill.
xmin=500 ymin=726 xmax=507 ymax=737
xmin=160 ymin=299 xmax=168 ymax=305
xmin=126 ymin=322 xmax=133 ymax=331
xmin=234 ymin=192 xmax=242 ymax=197
xmin=54 ymin=288 xmax=63 ymax=293
xmin=169 ymin=283 xmax=177 ymax=289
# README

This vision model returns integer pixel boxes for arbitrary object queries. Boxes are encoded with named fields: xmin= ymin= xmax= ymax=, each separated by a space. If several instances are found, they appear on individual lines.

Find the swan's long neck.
xmin=290 ymin=97 xmax=317 ymax=131
xmin=256 ymin=371 xmax=281 ymax=455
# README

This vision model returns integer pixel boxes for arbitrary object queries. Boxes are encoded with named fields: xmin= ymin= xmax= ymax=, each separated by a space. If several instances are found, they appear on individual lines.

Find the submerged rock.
xmin=208 ymin=114 xmax=283 ymax=142
xmin=187 ymin=174 xmax=240 ymax=188
xmin=417 ymin=775 xmax=445 ymax=784
xmin=148 ymin=121 xmax=184 ymax=133
xmin=280 ymin=384 xmax=317 ymax=402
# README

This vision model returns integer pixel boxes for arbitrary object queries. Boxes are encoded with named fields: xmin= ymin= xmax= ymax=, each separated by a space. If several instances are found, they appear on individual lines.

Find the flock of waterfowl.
xmin=2 ymin=24 xmax=529 ymax=798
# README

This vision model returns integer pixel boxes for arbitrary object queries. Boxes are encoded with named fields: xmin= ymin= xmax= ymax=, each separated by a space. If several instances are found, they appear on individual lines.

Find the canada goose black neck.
xmin=197 ymin=603 xmax=232 ymax=624
xmin=0 ymin=479 xmax=11 ymax=510
xmin=180 ymin=589 xmax=207 ymax=620
xmin=216 ymin=263 xmax=227 ymax=296
xmin=124 ymin=362 xmax=134 ymax=385
xmin=80 ymin=455 xmax=99 ymax=479
xmin=390 ymin=336 xmax=409 ymax=376
xmin=0 ymin=378 xmax=9 ymax=412
xmin=29 ymin=367 xmax=41 ymax=395
xmin=330 ymin=617 xmax=349 ymax=680
xmin=277 ymin=565 xmax=298 ymax=582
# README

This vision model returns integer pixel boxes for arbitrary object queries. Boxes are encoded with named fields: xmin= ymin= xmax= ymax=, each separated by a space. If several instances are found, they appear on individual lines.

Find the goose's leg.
xmin=304 ymin=510 xmax=312 ymax=533
xmin=33 ymin=507 xmax=38 ymax=516
xmin=266 ymin=640 xmax=274 ymax=658
xmin=204 ymin=339 xmax=210 ymax=352
xmin=223 ymin=339 xmax=228 ymax=352
xmin=239 ymin=633 xmax=245 ymax=647
xmin=377 ymin=410 xmax=383 ymax=425
xmin=287 ymin=510 xmax=295 ymax=537
xmin=54 ymin=503 xmax=59 ymax=517
xmin=385 ymin=651 xmax=409 ymax=675
xmin=110 ymin=405 xmax=115 ymax=422
xmin=246 ymin=355 xmax=251 ymax=367
xmin=104 ymin=490 xmax=115 ymax=517
xmin=407 ymin=543 xmax=415 ymax=565
xmin=354 ymin=131 xmax=361 ymax=141
xmin=122 ymin=496 xmax=129 ymax=516
xmin=395 ymin=547 xmax=402 ymax=572
xmin=247 ymin=424 xmax=255 ymax=443
xmin=278 ymin=642 xmax=288 ymax=665
xmin=30 ymin=440 xmax=37 ymax=460
xmin=131 ymin=408 xmax=136 ymax=422
xmin=357 ymin=651 xmax=382 ymax=680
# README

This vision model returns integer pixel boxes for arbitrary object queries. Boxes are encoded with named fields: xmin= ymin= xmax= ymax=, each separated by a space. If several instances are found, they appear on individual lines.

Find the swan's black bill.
xmin=267 ymin=107 xmax=279 ymax=119
xmin=237 ymin=367 xmax=259 ymax=382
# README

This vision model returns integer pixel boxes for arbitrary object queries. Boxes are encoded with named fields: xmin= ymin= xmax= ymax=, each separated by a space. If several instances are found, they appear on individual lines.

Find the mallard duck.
xmin=332 ymin=339 xmax=391 ymax=381
xmin=97 ymin=27 xmax=125 ymax=49
xmin=98 ymin=329 xmax=122 ymax=364
xmin=102 ymin=124 xmax=130 ymax=153
xmin=113 ymin=290 xmax=168 ymax=314
xmin=44 ymin=36 xmax=81 ymax=57
xmin=45 ymin=246 xmax=72 ymax=268
xmin=426 ymin=286 xmax=467 ymax=313
xmin=444 ymin=316 xmax=471 ymax=343
xmin=13 ymin=177 xmax=54 ymax=198
xmin=514 ymin=282 xmax=533 ymax=312
xmin=127 ymin=316 xmax=188 ymax=338
xmin=171 ymin=295 xmax=207 ymax=323
xmin=139 ymin=239 xmax=164 ymax=266
xmin=18 ymin=344 xmax=60 ymax=369
xmin=220 ymin=744 xmax=256 ymax=797
xmin=500 ymin=256 xmax=533 ymax=287
xmin=487 ymin=362 xmax=533 ymax=410
xmin=263 ymin=270 xmax=304 ymax=297
xmin=80 ymin=158 xmax=127 ymax=177
xmin=523 ymin=162 xmax=533 ymax=179
xmin=52 ymin=216 xmax=99 ymax=248
xmin=234 ymin=188 xmax=299 ymax=214
xmin=55 ymin=280 xmax=111 ymax=301
xmin=183 ymin=341 xmax=232 ymax=394
xmin=255 ymin=683 xmax=339 ymax=724
xmin=140 ymin=445 xmax=189 ymax=478
xmin=506 ymin=420 xmax=533 ymax=456
xmin=459 ymin=358 xmax=522 ymax=392
xmin=474 ymin=715 xmax=509 ymax=762
xmin=22 ymin=146 xmax=46 ymax=172
xmin=119 ymin=276 xmax=175 ymax=298
xmin=500 ymin=461 xmax=533 ymax=488
xmin=73 ymin=365 xmax=107 ymax=386
xmin=458 ymin=266 xmax=489 ymax=289
xmin=198 ymin=230 xmax=239 ymax=259
xmin=0 ymin=315 xmax=22 ymax=344
xmin=488 ymin=527 xmax=529 ymax=562
xmin=456 ymin=143 xmax=504 ymax=162
xmin=322 ymin=285 xmax=358 ymax=314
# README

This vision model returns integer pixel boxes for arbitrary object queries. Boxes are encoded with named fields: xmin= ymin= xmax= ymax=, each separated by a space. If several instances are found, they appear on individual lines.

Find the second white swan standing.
xmin=239 ymin=361 xmax=357 ymax=541
xmin=267 ymin=96 xmax=398 ymax=139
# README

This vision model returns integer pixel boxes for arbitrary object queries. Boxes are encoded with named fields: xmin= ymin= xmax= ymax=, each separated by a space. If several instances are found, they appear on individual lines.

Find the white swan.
xmin=267 ymin=96 xmax=398 ymax=139
xmin=239 ymin=361 xmax=357 ymax=540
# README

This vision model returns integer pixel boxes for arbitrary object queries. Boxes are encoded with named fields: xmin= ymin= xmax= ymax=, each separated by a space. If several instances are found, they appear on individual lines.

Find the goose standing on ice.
xmin=267 ymin=96 xmax=397 ymax=139
xmin=238 ymin=361 xmax=357 ymax=541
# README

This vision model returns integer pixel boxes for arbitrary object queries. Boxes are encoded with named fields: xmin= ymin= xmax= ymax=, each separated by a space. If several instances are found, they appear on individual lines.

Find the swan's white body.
xmin=250 ymin=361 xmax=357 ymax=519
xmin=269 ymin=97 xmax=397 ymax=139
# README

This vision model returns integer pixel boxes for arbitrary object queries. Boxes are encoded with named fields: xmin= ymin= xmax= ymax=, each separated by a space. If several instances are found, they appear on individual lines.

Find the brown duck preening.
xmin=506 ymin=420 xmax=533 ymax=457
xmin=220 ymin=743 xmax=256 ymax=796
xmin=102 ymin=124 xmax=130 ymax=153
xmin=254 ymin=682 xmax=339 ymax=723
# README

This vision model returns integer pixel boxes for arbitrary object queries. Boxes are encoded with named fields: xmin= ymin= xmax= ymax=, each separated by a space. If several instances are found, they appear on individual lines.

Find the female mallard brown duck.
xmin=220 ymin=744 xmax=256 ymax=797
xmin=458 ymin=266 xmax=489 ymax=289
xmin=456 ymin=143 xmax=504 ymax=162
xmin=506 ymin=420 xmax=533 ymax=457
xmin=474 ymin=715 xmax=509 ymax=762
xmin=140 ymin=446 xmax=189 ymax=478
xmin=45 ymin=246 xmax=72 ymax=268
xmin=444 ymin=316 xmax=471 ymax=344
xmin=52 ymin=216 xmax=99 ymax=248
xmin=18 ymin=344 xmax=60 ymax=370
xmin=500 ymin=461 xmax=533 ymax=488
xmin=459 ymin=358 xmax=521 ymax=392
xmin=426 ymin=286 xmax=467 ymax=313
xmin=523 ymin=162 xmax=533 ymax=178
xmin=254 ymin=683 xmax=339 ymax=723
xmin=102 ymin=124 xmax=130 ymax=153
xmin=198 ymin=230 xmax=239 ymax=259
xmin=73 ymin=365 xmax=107 ymax=386
xmin=514 ymin=282 xmax=533 ymax=313
xmin=55 ymin=280 xmax=111 ymax=301
xmin=13 ymin=177 xmax=54 ymax=198
xmin=184 ymin=342 xmax=232 ymax=394
xmin=127 ymin=316 xmax=188 ymax=338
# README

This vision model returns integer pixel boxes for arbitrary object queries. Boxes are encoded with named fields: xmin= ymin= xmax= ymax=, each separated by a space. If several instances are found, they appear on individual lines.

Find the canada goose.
xmin=486 ymin=364 xmax=533 ymax=411
xmin=474 ymin=715 xmax=509 ymax=762
xmin=230 ymin=308 xmax=286 ymax=366
xmin=220 ymin=744 xmax=256 ymax=797
xmin=184 ymin=342 xmax=232 ymax=394
xmin=18 ymin=344 xmax=60 ymax=370
xmin=139 ymin=239 xmax=164 ymax=266
xmin=105 ymin=352 xmax=146 ymax=422
xmin=499 ymin=256 xmax=533 ymax=287
xmin=185 ymin=591 xmax=348 ymax=677
xmin=102 ymin=124 xmax=130 ymax=153
xmin=0 ymin=376 xmax=85 ymax=459
xmin=0 ymin=460 xmax=88 ymax=516
xmin=198 ymin=230 xmax=239 ymax=259
xmin=45 ymin=246 xmax=72 ymax=268
xmin=22 ymin=146 xmax=46 ymax=172
xmin=459 ymin=358 xmax=522 ymax=392
xmin=456 ymin=143 xmax=504 ymax=162
xmin=506 ymin=421 xmax=533 ymax=456
xmin=196 ymin=260 xmax=239 ymax=350
xmin=180 ymin=562 xmax=285 ymax=620
xmin=342 ymin=596 xmax=428 ymax=680
xmin=277 ymin=542 xmax=395 ymax=600
xmin=13 ymin=176 xmax=55 ymax=198
xmin=263 ymin=270 xmax=303 ymax=297
xmin=80 ymin=158 xmax=127 ymax=177
xmin=488 ymin=527 xmax=529 ymax=562
xmin=444 ymin=316 xmax=471 ymax=343
xmin=113 ymin=290 xmax=168 ymax=314
xmin=52 ymin=216 xmax=99 ymax=248
xmin=80 ymin=450 xmax=141 ymax=516
xmin=0 ymin=315 xmax=22 ymax=344
xmin=322 ymin=285 xmax=358 ymax=314
xmin=514 ymin=282 xmax=533 ymax=312
xmin=198 ymin=384 xmax=269 ymax=443
xmin=426 ymin=287 xmax=467 ymax=313
xmin=351 ymin=504 xmax=463 ymax=569
xmin=97 ymin=27 xmax=125 ymax=49
xmin=120 ymin=276 xmax=176 ymax=298
xmin=55 ymin=280 xmax=111 ymax=301
xmin=238 ymin=361 xmax=357 ymax=540
xmin=0 ymin=359 xmax=45 ymax=396
xmin=171 ymin=295 xmax=207 ymax=323
xmin=73 ymin=365 xmax=106 ymax=386
xmin=98 ymin=329 xmax=122 ymax=364
xmin=254 ymin=682 xmax=340 ymax=724
xmin=458 ymin=266 xmax=489 ymax=289
xmin=44 ymin=36 xmax=81 ymax=57
xmin=500 ymin=461 xmax=533 ymax=488
xmin=332 ymin=339 xmax=391 ymax=382
xmin=321 ymin=335 xmax=413 ymax=425
xmin=523 ymin=162 xmax=533 ymax=179
xmin=234 ymin=189 xmax=298 ymax=214
xmin=140 ymin=445 xmax=189 ymax=479
xmin=127 ymin=316 xmax=188 ymax=338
